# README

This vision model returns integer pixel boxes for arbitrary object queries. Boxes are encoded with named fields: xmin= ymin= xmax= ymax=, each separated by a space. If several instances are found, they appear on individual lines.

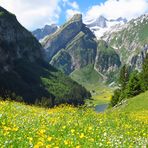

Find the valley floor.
xmin=0 ymin=91 xmax=148 ymax=147
xmin=85 ymin=84 xmax=113 ymax=106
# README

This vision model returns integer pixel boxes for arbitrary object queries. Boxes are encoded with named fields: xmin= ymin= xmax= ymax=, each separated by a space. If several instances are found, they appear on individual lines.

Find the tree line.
xmin=110 ymin=54 xmax=148 ymax=107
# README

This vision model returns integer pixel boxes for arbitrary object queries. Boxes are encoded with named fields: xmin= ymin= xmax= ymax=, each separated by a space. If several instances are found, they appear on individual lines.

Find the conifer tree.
xmin=119 ymin=65 xmax=130 ymax=89
xmin=141 ymin=54 xmax=148 ymax=91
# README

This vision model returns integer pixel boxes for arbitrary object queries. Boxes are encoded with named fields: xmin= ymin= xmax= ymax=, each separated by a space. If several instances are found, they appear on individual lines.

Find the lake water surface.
xmin=95 ymin=104 xmax=108 ymax=112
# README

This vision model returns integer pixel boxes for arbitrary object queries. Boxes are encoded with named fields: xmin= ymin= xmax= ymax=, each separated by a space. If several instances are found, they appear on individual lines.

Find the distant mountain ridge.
xmin=32 ymin=24 xmax=58 ymax=41
xmin=102 ymin=14 xmax=148 ymax=70
xmin=84 ymin=16 xmax=127 ymax=39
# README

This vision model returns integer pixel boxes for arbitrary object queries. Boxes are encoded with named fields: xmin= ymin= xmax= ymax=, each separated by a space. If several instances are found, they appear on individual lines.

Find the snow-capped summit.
xmin=86 ymin=15 xmax=107 ymax=28
xmin=84 ymin=16 xmax=127 ymax=39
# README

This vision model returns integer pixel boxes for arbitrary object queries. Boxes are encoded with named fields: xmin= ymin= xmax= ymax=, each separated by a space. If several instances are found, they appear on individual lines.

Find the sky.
xmin=0 ymin=0 xmax=148 ymax=30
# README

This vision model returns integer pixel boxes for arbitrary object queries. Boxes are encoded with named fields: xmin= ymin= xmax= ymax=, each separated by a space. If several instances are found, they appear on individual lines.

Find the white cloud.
xmin=84 ymin=0 xmax=148 ymax=21
xmin=66 ymin=9 xmax=81 ymax=20
xmin=64 ymin=0 xmax=80 ymax=20
xmin=62 ymin=0 xmax=79 ymax=10
xmin=69 ymin=1 xmax=79 ymax=10
xmin=0 ymin=0 xmax=61 ymax=30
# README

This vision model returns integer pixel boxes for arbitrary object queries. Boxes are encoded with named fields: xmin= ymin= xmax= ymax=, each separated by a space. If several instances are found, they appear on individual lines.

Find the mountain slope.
xmin=0 ymin=6 xmax=91 ymax=106
xmin=95 ymin=40 xmax=121 ymax=82
xmin=70 ymin=64 xmax=102 ymax=87
xmin=42 ymin=14 xmax=85 ymax=61
xmin=102 ymin=14 xmax=148 ymax=70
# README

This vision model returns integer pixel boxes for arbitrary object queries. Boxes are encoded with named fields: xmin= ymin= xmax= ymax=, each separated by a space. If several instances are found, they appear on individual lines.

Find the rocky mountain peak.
xmin=70 ymin=14 xmax=82 ymax=22
xmin=95 ymin=15 xmax=107 ymax=28
xmin=85 ymin=15 xmax=107 ymax=28
xmin=41 ymin=14 xmax=84 ymax=61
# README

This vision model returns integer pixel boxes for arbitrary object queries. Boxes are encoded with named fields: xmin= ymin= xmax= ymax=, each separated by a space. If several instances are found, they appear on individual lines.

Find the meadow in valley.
xmin=0 ymin=91 xmax=147 ymax=148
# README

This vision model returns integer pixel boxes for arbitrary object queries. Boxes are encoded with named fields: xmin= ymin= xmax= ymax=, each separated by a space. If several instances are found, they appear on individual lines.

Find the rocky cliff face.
xmin=95 ymin=40 xmax=121 ymax=74
xmin=32 ymin=24 xmax=58 ymax=41
xmin=42 ymin=14 xmax=84 ymax=61
xmin=0 ymin=7 xmax=91 ymax=105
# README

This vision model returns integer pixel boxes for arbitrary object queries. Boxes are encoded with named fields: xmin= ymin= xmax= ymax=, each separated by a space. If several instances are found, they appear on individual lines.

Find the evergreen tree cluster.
xmin=110 ymin=54 xmax=148 ymax=107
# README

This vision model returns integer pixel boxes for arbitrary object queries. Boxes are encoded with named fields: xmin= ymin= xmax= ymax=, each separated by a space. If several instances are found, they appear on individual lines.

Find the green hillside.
xmin=0 ymin=91 xmax=147 ymax=147
xmin=120 ymin=91 xmax=148 ymax=112
xmin=70 ymin=64 xmax=101 ymax=88
xmin=70 ymin=65 xmax=113 ymax=105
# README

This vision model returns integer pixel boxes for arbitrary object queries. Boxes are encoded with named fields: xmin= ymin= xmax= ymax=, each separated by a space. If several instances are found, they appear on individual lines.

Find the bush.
xmin=110 ymin=89 xmax=121 ymax=107
xmin=35 ymin=97 xmax=54 ymax=108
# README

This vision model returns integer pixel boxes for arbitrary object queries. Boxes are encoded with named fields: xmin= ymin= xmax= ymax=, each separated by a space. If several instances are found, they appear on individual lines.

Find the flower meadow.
xmin=0 ymin=92 xmax=148 ymax=148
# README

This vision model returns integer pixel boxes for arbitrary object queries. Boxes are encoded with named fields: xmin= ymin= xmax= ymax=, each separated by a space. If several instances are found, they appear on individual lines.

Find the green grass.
xmin=138 ymin=19 xmax=148 ymax=43
xmin=0 ymin=91 xmax=147 ymax=147
xmin=120 ymin=91 xmax=148 ymax=112
xmin=70 ymin=64 xmax=101 ymax=88
xmin=98 ymin=40 xmax=116 ymax=55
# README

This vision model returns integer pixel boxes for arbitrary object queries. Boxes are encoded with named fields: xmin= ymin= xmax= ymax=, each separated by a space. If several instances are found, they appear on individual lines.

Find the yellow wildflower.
xmin=34 ymin=141 xmax=43 ymax=148
xmin=79 ymin=133 xmax=84 ymax=139
xmin=64 ymin=140 xmax=68 ymax=145
xmin=88 ymin=126 xmax=92 ymax=130
xmin=62 ymin=126 xmax=66 ymax=129
xmin=47 ymin=136 xmax=52 ymax=142
xmin=71 ymin=129 xmax=75 ymax=133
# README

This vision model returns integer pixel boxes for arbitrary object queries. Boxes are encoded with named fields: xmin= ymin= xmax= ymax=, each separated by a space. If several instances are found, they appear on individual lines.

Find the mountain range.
xmin=37 ymin=14 xmax=148 ymax=85
xmin=84 ymin=15 xmax=127 ymax=39
xmin=0 ymin=5 xmax=147 ymax=106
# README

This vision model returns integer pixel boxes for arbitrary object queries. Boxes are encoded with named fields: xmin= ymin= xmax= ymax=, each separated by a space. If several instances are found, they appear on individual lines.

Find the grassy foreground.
xmin=0 ymin=92 xmax=148 ymax=147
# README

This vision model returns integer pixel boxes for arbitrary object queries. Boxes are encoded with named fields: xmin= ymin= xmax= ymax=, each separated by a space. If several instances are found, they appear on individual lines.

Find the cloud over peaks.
xmin=84 ymin=0 xmax=148 ymax=21
xmin=0 ymin=0 xmax=62 ymax=30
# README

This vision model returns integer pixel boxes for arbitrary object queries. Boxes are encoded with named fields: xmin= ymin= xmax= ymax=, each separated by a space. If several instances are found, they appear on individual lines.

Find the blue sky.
xmin=0 ymin=0 xmax=148 ymax=30
xmin=59 ymin=0 xmax=106 ymax=24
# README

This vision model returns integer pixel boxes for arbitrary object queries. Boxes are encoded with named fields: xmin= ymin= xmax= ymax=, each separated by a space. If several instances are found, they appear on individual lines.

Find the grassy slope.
xmin=70 ymin=64 xmax=101 ymax=88
xmin=70 ymin=65 xmax=113 ymax=105
xmin=120 ymin=91 xmax=148 ymax=112
xmin=0 ymin=91 xmax=147 ymax=147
